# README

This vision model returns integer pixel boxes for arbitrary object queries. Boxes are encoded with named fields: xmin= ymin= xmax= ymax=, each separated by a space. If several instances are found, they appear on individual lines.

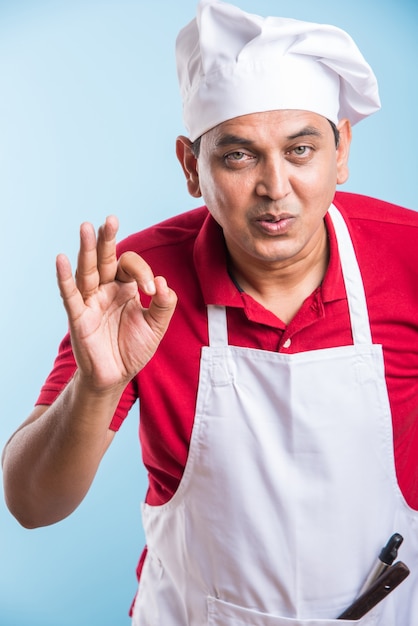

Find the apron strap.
xmin=328 ymin=205 xmax=373 ymax=345
xmin=207 ymin=304 xmax=228 ymax=347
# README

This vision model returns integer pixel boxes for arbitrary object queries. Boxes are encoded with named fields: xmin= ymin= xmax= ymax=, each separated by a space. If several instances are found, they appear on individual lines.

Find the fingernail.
xmin=145 ymin=280 xmax=156 ymax=295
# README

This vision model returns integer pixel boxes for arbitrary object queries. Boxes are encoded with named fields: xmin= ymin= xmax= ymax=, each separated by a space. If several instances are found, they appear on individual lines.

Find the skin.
xmin=2 ymin=218 xmax=177 ymax=527
xmin=2 ymin=109 xmax=351 ymax=528
xmin=177 ymin=109 xmax=351 ymax=321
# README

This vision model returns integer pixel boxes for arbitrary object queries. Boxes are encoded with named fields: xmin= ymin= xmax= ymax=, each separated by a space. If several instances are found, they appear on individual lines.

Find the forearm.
xmin=2 ymin=371 xmax=125 ymax=528
xmin=3 ymin=216 xmax=176 ymax=529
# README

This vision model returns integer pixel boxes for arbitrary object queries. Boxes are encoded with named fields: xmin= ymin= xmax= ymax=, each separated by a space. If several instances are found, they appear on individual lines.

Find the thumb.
xmin=144 ymin=276 xmax=177 ymax=338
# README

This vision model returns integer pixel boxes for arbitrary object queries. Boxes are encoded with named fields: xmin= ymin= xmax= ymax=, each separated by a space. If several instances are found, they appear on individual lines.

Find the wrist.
xmin=70 ymin=369 xmax=128 ymax=409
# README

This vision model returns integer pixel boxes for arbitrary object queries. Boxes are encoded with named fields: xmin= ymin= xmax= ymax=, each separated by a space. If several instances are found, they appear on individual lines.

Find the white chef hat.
xmin=176 ymin=0 xmax=381 ymax=140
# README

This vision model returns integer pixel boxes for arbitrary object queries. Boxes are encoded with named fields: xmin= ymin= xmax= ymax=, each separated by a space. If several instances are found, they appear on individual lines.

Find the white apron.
xmin=132 ymin=205 xmax=418 ymax=625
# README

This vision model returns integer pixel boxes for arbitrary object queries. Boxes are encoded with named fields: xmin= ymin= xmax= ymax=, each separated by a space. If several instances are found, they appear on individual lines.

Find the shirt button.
xmin=283 ymin=338 xmax=291 ymax=348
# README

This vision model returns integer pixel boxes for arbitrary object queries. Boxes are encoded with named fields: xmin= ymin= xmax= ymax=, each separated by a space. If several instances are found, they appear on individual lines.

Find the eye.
xmin=285 ymin=145 xmax=315 ymax=163
xmin=293 ymin=146 xmax=310 ymax=156
xmin=226 ymin=151 xmax=246 ymax=161
xmin=223 ymin=150 xmax=256 ymax=168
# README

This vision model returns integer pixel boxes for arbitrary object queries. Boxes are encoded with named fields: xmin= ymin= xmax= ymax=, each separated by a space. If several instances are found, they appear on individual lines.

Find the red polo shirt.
xmin=37 ymin=191 xmax=418 ymax=512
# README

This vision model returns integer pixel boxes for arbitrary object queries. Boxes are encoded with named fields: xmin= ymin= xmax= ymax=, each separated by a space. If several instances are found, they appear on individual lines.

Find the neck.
xmin=229 ymin=223 xmax=329 ymax=324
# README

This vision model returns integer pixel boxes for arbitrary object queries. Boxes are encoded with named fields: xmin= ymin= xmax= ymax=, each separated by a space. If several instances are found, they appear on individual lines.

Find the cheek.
xmin=199 ymin=173 xmax=237 ymax=213
xmin=296 ymin=161 xmax=338 ymax=200
xmin=199 ymin=185 xmax=222 ymax=219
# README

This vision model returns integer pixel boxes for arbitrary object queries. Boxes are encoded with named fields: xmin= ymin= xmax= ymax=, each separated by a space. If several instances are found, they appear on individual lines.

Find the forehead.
xmin=204 ymin=109 xmax=332 ymax=146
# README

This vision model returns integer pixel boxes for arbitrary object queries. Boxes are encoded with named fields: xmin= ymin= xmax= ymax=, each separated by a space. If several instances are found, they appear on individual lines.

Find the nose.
xmin=255 ymin=157 xmax=291 ymax=200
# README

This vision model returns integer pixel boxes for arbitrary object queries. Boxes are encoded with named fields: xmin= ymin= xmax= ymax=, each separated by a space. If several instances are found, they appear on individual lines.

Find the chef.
xmin=3 ymin=0 xmax=418 ymax=624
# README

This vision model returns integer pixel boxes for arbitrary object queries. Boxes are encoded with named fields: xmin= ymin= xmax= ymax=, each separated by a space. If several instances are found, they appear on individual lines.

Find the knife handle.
xmin=338 ymin=561 xmax=410 ymax=620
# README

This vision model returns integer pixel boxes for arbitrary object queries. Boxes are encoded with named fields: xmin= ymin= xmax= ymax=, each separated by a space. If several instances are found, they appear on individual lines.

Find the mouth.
xmin=254 ymin=213 xmax=295 ymax=234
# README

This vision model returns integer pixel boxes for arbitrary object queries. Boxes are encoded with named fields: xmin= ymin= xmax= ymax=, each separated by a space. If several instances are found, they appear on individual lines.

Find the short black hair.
xmin=329 ymin=120 xmax=340 ymax=148
xmin=190 ymin=119 xmax=340 ymax=158
xmin=191 ymin=135 xmax=202 ymax=158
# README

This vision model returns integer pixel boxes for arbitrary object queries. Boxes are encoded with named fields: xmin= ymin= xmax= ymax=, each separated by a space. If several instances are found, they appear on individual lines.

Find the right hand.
xmin=56 ymin=215 xmax=177 ymax=392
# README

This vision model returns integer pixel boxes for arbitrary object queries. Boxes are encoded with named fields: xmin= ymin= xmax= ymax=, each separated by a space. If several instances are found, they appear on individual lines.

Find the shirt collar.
xmin=194 ymin=203 xmax=347 ymax=310
xmin=194 ymin=210 xmax=244 ymax=307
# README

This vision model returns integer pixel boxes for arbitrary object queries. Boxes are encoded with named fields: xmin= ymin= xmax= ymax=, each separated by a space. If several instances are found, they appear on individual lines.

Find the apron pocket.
xmin=207 ymin=596 xmax=380 ymax=626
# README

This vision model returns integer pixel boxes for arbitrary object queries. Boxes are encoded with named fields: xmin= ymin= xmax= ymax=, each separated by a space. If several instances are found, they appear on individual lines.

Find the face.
xmin=177 ymin=110 xmax=351 ymax=275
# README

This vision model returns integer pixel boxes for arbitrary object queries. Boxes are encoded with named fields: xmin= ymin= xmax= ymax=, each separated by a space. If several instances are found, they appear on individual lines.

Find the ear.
xmin=336 ymin=119 xmax=352 ymax=185
xmin=176 ymin=135 xmax=202 ymax=198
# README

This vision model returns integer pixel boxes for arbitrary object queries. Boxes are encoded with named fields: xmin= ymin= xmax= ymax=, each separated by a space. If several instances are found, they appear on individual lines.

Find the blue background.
xmin=0 ymin=1 xmax=417 ymax=624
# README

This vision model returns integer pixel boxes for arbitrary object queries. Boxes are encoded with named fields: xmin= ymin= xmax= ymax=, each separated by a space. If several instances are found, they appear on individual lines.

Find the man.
xmin=3 ymin=0 xmax=418 ymax=623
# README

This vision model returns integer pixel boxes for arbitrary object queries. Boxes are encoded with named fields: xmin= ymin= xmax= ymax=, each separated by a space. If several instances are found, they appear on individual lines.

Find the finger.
xmin=96 ymin=215 xmax=119 ymax=284
xmin=75 ymin=222 xmax=100 ymax=298
xmin=56 ymin=253 xmax=85 ymax=321
xmin=144 ymin=276 xmax=178 ymax=337
xmin=116 ymin=251 xmax=157 ymax=295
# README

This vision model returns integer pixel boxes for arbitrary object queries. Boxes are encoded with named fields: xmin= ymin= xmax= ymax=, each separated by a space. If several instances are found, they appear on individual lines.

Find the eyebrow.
xmin=214 ymin=134 xmax=255 ymax=148
xmin=214 ymin=126 xmax=324 ymax=149
xmin=286 ymin=126 xmax=323 ymax=140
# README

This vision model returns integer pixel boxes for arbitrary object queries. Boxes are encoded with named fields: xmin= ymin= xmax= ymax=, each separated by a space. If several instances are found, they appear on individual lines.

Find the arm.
xmin=2 ymin=216 xmax=177 ymax=528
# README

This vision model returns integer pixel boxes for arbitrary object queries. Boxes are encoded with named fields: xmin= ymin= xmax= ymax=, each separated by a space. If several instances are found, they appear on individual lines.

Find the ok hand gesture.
xmin=56 ymin=215 xmax=177 ymax=393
